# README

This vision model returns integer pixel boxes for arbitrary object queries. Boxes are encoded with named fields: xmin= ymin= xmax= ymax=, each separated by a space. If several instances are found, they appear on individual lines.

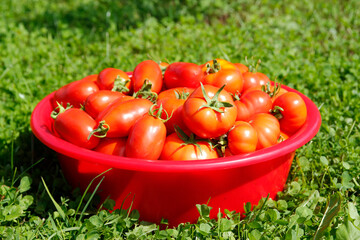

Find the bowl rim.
xmin=30 ymin=83 xmax=321 ymax=173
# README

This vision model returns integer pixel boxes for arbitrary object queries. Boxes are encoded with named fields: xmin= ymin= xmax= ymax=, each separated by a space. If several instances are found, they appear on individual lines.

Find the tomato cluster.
xmin=50 ymin=59 xmax=308 ymax=161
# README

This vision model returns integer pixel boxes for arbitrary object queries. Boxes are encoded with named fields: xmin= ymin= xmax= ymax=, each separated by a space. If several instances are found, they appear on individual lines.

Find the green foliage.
xmin=1 ymin=0 xmax=360 ymax=238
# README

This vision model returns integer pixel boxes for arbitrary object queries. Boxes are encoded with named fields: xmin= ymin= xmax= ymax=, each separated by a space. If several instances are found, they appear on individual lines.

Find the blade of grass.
xmin=13 ymin=157 xmax=44 ymax=184
xmin=48 ymin=227 xmax=81 ymax=240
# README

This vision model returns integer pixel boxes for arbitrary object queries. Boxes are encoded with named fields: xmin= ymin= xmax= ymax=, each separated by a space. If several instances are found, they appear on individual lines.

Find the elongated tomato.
xmin=84 ymin=90 xmax=125 ymax=119
xmin=132 ymin=60 xmax=163 ymax=94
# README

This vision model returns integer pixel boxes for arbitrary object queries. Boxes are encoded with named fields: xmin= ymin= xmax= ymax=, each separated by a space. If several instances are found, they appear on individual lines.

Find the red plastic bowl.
xmin=31 ymin=83 xmax=321 ymax=227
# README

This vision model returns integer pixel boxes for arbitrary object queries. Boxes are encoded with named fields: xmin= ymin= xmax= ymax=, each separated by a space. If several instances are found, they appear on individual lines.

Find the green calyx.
xmin=88 ymin=121 xmax=110 ymax=140
xmin=148 ymin=104 xmax=172 ymax=123
xmin=205 ymin=59 xmax=221 ymax=74
xmin=198 ymin=83 xmax=233 ymax=113
xmin=261 ymin=79 xmax=282 ymax=98
xmin=175 ymin=126 xmax=209 ymax=155
xmin=270 ymin=105 xmax=284 ymax=120
xmin=50 ymin=102 xmax=72 ymax=119
xmin=132 ymin=79 xmax=158 ymax=103
xmin=174 ymin=89 xmax=190 ymax=100
xmin=112 ymin=75 xmax=130 ymax=93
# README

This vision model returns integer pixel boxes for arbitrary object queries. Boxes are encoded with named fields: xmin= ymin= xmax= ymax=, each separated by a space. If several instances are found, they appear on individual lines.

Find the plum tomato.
xmin=249 ymin=113 xmax=280 ymax=150
xmin=97 ymin=68 xmax=132 ymax=94
xmin=182 ymin=84 xmax=237 ymax=138
xmin=84 ymin=90 xmax=125 ymax=119
xmin=228 ymin=121 xmax=258 ymax=155
xmin=132 ymin=60 xmax=163 ymax=94
xmin=164 ymin=62 xmax=205 ymax=89
xmin=93 ymin=137 xmax=127 ymax=156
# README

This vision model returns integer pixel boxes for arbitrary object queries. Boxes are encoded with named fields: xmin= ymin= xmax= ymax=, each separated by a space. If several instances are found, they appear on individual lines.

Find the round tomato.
xmin=53 ymin=77 xmax=99 ymax=108
xmin=125 ymin=109 xmax=167 ymax=160
xmin=249 ymin=113 xmax=280 ymax=150
xmin=242 ymin=72 xmax=271 ymax=93
xmin=84 ymin=90 xmax=125 ymax=119
xmin=97 ymin=68 xmax=132 ymax=94
xmin=234 ymin=90 xmax=272 ymax=121
xmin=202 ymin=59 xmax=238 ymax=73
xmin=96 ymin=98 xmax=153 ymax=138
xmin=203 ymin=68 xmax=244 ymax=94
xmin=52 ymin=107 xmax=102 ymax=149
xmin=272 ymin=92 xmax=307 ymax=134
xmin=93 ymin=137 xmax=127 ymax=156
xmin=164 ymin=62 xmax=204 ymax=89
xmin=159 ymin=132 xmax=218 ymax=160
xmin=228 ymin=121 xmax=258 ymax=154
xmin=132 ymin=60 xmax=163 ymax=94
xmin=242 ymin=83 xmax=288 ymax=102
xmin=182 ymin=84 xmax=237 ymax=138
xmin=234 ymin=63 xmax=249 ymax=74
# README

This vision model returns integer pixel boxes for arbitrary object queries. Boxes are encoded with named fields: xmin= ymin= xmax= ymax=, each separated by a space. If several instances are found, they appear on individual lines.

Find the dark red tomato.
xmin=236 ymin=90 xmax=273 ymax=121
xmin=182 ymin=84 xmax=237 ymax=138
xmin=228 ymin=121 xmax=258 ymax=155
xmin=159 ymin=132 xmax=219 ymax=160
xmin=93 ymin=137 xmax=127 ymax=156
xmin=53 ymin=78 xmax=99 ymax=109
xmin=132 ymin=60 xmax=163 ymax=94
xmin=97 ymin=68 xmax=132 ymax=94
xmin=242 ymin=72 xmax=271 ymax=93
xmin=164 ymin=62 xmax=205 ymax=89
xmin=249 ymin=113 xmax=280 ymax=150
xmin=96 ymin=98 xmax=153 ymax=138
xmin=84 ymin=90 xmax=125 ymax=119
xmin=53 ymin=108 xmax=100 ymax=149
xmin=233 ymin=63 xmax=249 ymax=74
xmin=125 ymin=114 xmax=167 ymax=160
xmin=203 ymin=68 xmax=244 ymax=94
xmin=272 ymin=92 xmax=307 ymax=134
xmin=157 ymin=87 xmax=194 ymax=134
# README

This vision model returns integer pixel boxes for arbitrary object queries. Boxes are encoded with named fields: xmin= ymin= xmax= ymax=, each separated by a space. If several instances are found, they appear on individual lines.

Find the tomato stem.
xmin=112 ymin=75 xmax=130 ymax=93
xmin=132 ymin=79 xmax=158 ymax=103
xmin=50 ymin=102 xmax=72 ymax=119
xmin=198 ymin=83 xmax=233 ymax=113
xmin=205 ymin=59 xmax=221 ymax=74
xmin=270 ymin=105 xmax=284 ymax=120
xmin=148 ymin=104 xmax=172 ymax=123
xmin=88 ymin=120 xmax=110 ymax=140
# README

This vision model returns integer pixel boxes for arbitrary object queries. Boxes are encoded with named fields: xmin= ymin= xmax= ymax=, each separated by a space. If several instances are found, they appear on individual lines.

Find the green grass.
xmin=1 ymin=0 xmax=360 ymax=238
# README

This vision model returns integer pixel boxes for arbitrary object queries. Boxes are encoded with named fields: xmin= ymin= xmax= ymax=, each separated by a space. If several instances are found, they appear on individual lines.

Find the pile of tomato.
xmin=50 ymin=58 xmax=307 ymax=161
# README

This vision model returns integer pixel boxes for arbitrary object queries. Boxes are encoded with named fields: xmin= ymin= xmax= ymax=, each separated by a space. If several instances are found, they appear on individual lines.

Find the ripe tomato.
xmin=234 ymin=90 xmax=272 ymax=121
xmin=53 ymin=77 xmax=99 ymax=108
xmin=242 ymin=83 xmax=288 ymax=102
xmin=97 ymin=68 xmax=132 ymax=94
xmin=228 ymin=121 xmax=258 ymax=155
xmin=96 ymin=98 xmax=153 ymax=138
xmin=272 ymin=92 xmax=307 ymax=134
xmin=242 ymin=72 xmax=271 ymax=93
xmin=234 ymin=63 xmax=249 ymax=74
xmin=93 ymin=137 xmax=127 ymax=156
xmin=81 ymin=74 xmax=98 ymax=82
xmin=164 ymin=62 xmax=205 ymax=89
xmin=125 ymin=108 xmax=167 ymax=160
xmin=249 ymin=113 xmax=280 ymax=150
xmin=53 ymin=107 xmax=101 ymax=149
xmin=84 ymin=90 xmax=125 ymax=119
xmin=279 ymin=131 xmax=290 ymax=143
xmin=203 ymin=68 xmax=244 ymax=94
xmin=132 ymin=60 xmax=163 ymax=94
xmin=182 ymin=84 xmax=237 ymax=138
xmin=202 ymin=59 xmax=238 ymax=73
xmin=159 ymin=132 xmax=218 ymax=160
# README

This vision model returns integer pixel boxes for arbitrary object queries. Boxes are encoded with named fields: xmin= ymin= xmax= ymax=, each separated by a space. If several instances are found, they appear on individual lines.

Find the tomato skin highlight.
xmin=272 ymin=92 xmax=307 ymax=134
xmin=238 ymin=90 xmax=273 ymax=121
xmin=203 ymin=68 xmax=244 ymax=94
xmin=159 ymin=133 xmax=219 ymax=161
xmin=250 ymin=113 xmax=280 ymax=150
xmin=242 ymin=72 xmax=271 ymax=93
xmin=228 ymin=121 xmax=258 ymax=155
xmin=164 ymin=62 xmax=205 ymax=89
xmin=97 ymin=68 xmax=131 ymax=94
xmin=93 ymin=137 xmax=127 ymax=156
xmin=84 ymin=90 xmax=125 ymax=119
xmin=182 ymin=85 xmax=237 ymax=139
xmin=53 ymin=78 xmax=99 ymax=108
xmin=96 ymin=98 xmax=153 ymax=138
xmin=132 ymin=60 xmax=163 ymax=94
xmin=54 ymin=108 xmax=100 ymax=149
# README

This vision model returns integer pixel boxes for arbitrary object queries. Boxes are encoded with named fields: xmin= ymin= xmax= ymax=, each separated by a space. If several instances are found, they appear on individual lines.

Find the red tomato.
xmin=157 ymin=87 xmax=194 ymax=134
xmin=164 ymin=62 xmax=205 ymax=89
xmin=272 ymin=92 xmax=307 ymax=134
xmin=159 ymin=132 xmax=219 ymax=160
xmin=53 ymin=78 xmax=99 ymax=108
xmin=233 ymin=63 xmax=249 ymax=74
xmin=84 ymin=90 xmax=125 ymax=119
xmin=132 ymin=60 xmax=163 ymax=94
xmin=228 ymin=121 xmax=258 ymax=154
xmin=242 ymin=83 xmax=288 ymax=102
xmin=279 ymin=131 xmax=290 ymax=142
xmin=249 ymin=113 xmax=280 ymax=150
xmin=202 ymin=59 xmax=238 ymax=73
xmin=125 ymin=113 xmax=167 ymax=160
xmin=203 ymin=68 xmax=244 ymax=94
xmin=81 ymin=74 xmax=98 ymax=82
xmin=93 ymin=137 xmax=127 ymax=156
xmin=242 ymin=72 xmax=271 ymax=93
xmin=96 ymin=98 xmax=153 ymax=138
xmin=53 ymin=108 xmax=101 ymax=149
xmin=97 ymin=68 xmax=132 ymax=94
xmin=234 ymin=90 xmax=272 ymax=121
xmin=182 ymin=84 xmax=237 ymax=138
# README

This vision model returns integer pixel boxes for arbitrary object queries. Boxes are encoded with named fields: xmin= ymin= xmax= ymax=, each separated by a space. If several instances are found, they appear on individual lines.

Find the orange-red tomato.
xmin=159 ymin=132 xmax=218 ymax=160
xmin=228 ymin=121 xmax=258 ymax=154
xmin=202 ymin=58 xmax=238 ymax=72
xmin=125 ymin=114 xmax=166 ymax=160
xmin=132 ymin=60 xmax=163 ymax=94
xmin=164 ymin=62 xmax=205 ymax=89
xmin=97 ymin=68 xmax=132 ymax=94
xmin=249 ymin=113 xmax=280 ymax=150
xmin=93 ymin=137 xmax=127 ymax=156
xmin=203 ymin=68 xmax=244 ymax=94
xmin=242 ymin=84 xmax=288 ymax=102
xmin=242 ymin=72 xmax=271 ymax=93
xmin=272 ymin=92 xmax=307 ymax=134
xmin=182 ymin=84 xmax=237 ymax=138
xmin=84 ymin=90 xmax=125 ymax=119
xmin=233 ymin=63 xmax=249 ymax=74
